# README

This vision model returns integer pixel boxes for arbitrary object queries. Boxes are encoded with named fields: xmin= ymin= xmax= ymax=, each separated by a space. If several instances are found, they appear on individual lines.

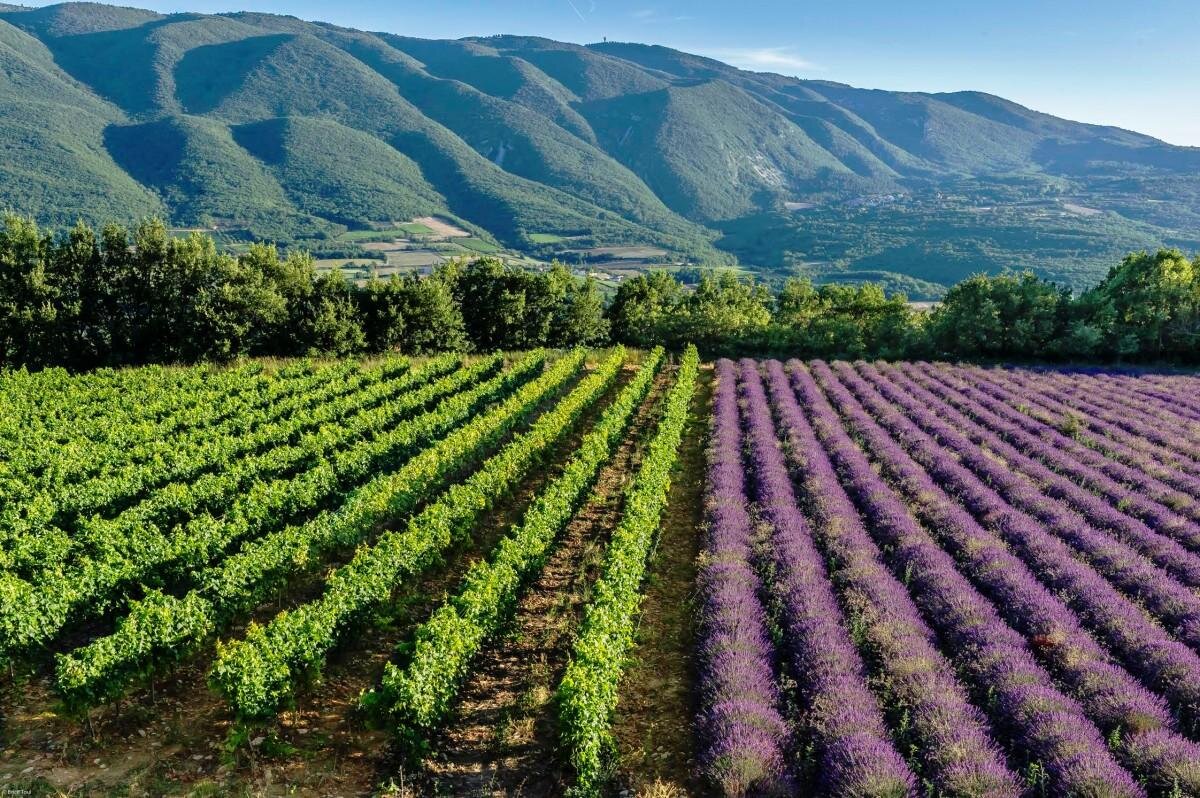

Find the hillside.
xmin=0 ymin=2 xmax=1198 ymax=293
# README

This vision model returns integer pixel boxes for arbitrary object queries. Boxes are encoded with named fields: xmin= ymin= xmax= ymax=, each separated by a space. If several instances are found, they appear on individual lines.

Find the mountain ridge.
xmin=0 ymin=1 xmax=1197 ymax=295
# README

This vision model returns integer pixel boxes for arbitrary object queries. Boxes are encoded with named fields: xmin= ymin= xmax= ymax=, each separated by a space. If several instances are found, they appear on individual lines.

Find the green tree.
xmin=606 ymin=270 xmax=683 ymax=348
xmin=551 ymin=275 xmax=609 ymax=346
xmin=398 ymin=269 xmax=469 ymax=354
xmin=679 ymin=271 xmax=772 ymax=353
xmin=455 ymin=258 xmax=530 ymax=350
xmin=357 ymin=276 xmax=407 ymax=354
xmin=294 ymin=270 xmax=365 ymax=356
xmin=0 ymin=215 xmax=57 ymax=366
xmin=929 ymin=272 xmax=1067 ymax=359
xmin=1086 ymin=249 xmax=1200 ymax=359
xmin=775 ymin=277 xmax=822 ymax=328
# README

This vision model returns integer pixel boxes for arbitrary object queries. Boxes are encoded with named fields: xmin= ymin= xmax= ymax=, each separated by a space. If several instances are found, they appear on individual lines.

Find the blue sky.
xmin=44 ymin=0 xmax=1200 ymax=145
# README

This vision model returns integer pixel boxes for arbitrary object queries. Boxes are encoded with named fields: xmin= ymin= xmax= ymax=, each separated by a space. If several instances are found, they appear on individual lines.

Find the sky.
xmin=34 ymin=0 xmax=1200 ymax=145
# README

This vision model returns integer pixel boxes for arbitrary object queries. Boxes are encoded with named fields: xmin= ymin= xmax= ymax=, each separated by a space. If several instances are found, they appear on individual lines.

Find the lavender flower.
xmin=695 ymin=359 xmax=791 ymax=796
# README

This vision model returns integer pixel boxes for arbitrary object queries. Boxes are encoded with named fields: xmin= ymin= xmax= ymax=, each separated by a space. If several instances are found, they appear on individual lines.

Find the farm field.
xmin=317 ymin=220 xmax=539 ymax=285
xmin=4 ymin=354 xmax=1200 ymax=796
xmin=701 ymin=359 xmax=1200 ymax=798
xmin=0 ymin=348 xmax=699 ymax=797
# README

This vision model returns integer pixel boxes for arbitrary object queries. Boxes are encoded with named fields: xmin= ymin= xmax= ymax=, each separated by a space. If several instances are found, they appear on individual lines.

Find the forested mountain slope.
xmin=1 ymin=2 xmax=1197 ymax=293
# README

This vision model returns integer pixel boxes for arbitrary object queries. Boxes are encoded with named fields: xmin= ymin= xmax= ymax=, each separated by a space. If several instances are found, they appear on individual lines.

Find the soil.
xmin=414 ymin=368 xmax=673 ymax=797
xmin=411 ymin=218 xmax=471 ymax=238
xmin=610 ymin=366 xmax=712 ymax=797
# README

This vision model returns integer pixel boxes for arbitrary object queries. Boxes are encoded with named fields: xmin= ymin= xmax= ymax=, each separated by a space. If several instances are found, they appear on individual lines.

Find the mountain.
xmin=0 ymin=3 xmax=1197 ymax=295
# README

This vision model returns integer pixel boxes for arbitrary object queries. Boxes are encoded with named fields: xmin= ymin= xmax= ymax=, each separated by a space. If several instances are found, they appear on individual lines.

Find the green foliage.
xmin=552 ymin=275 xmax=610 ymax=347
xmin=3 ymin=356 xmax=496 ymax=662
xmin=395 ymin=267 xmax=470 ymax=354
xmin=209 ymin=349 xmax=618 ymax=720
xmin=362 ymin=348 xmax=664 ymax=740
xmin=607 ymin=271 xmax=684 ymax=349
xmin=1 ymin=214 xmax=1197 ymax=365
xmin=928 ymin=272 xmax=1071 ymax=360
xmin=927 ymin=252 xmax=1200 ymax=362
xmin=681 ymin=272 xmax=773 ymax=351
xmin=1087 ymin=250 xmax=1200 ymax=359
xmin=450 ymin=259 xmax=607 ymax=350
xmin=773 ymin=278 xmax=925 ymax=360
xmin=50 ymin=354 xmax=542 ymax=712
xmin=609 ymin=270 xmax=771 ymax=352
xmin=556 ymin=344 xmax=699 ymax=795
xmin=715 ymin=183 xmax=1197 ymax=298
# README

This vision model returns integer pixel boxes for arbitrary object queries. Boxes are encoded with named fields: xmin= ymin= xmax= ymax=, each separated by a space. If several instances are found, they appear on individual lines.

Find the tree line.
xmin=1 ymin=215 xmax=1197 ymax=368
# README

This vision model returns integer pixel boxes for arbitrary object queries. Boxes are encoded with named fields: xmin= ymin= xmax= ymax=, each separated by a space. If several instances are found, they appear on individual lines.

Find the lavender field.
xmin=698 ymin=359 xmax=1200 ymax=798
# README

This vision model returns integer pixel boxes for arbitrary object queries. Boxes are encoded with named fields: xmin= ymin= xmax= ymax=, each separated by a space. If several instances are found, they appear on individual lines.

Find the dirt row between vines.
xmin=409 ymin=366 xmax=667 ymax=796
xmin=612 ymin=365 xmax=711 ymax=797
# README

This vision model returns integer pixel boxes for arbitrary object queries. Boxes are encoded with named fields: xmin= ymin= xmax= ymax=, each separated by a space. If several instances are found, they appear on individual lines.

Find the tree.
xmin=929 ymin=272 xmax=1067 ymax=359
xmin=551 ymin=275 xmax=609 ymax=346
xmin=186 ymin=247 xmax=287 ymax=361
xmin=522 ymin=263 xmax=572 ymax=347
xmin=294 ymin=270 xmax=365 ymax=356
xmin=357 ymin=276 xmax=407 ymax=354
xmin=455 ymin=258 xmax=530 ymax=350
xmin=606 ymin=271 xmax=683 ymax=348
xmin=775 ymin=277 xmax=822 ymax=328
xmin=680 ymin=271 xmax=772 ymax=353
xmin=0 ymin=215 xmax=57 ymax=367
xmin=398 ymin=269 xmax=469 ymax=354
xmin=1085 ymin=250 xmax=1200 ymax=359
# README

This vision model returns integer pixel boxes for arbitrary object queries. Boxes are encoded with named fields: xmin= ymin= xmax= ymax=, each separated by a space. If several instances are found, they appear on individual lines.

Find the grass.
xmin=397 ymin=222 xmax=437 ymax=235
xmin=337 ymin=224 xmax=436 ymax=242
xmin=383 ymin=251 xmax=446 ymax=267
xmin=457 ymin=237 xmax=502 ymax=254
xmin=528 ymin=233 xmax=567 ymax=244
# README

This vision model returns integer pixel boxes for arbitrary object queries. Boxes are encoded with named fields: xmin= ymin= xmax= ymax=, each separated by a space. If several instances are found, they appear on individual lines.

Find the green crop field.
xmin=5 ymin=351 xmax=1200 ymax=797
xmin=0 ymin=349 xmax=700 ymax=797
xmin=457 ymin=237 xmax=503 ymax=254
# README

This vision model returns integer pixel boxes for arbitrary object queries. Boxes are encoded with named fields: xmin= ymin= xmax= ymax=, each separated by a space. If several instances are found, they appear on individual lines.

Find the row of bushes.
xmin=2 ymin=214 xmax=1197 ymax=366
xmin=608 ymin=256 xmax=1200 ymax=362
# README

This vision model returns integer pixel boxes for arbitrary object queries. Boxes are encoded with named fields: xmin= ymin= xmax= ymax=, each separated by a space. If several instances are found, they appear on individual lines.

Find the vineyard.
xmin=3 ymin=352 xmax=1200 ymax=797
xmin=0 ymin=348 xmax=700 ymax=797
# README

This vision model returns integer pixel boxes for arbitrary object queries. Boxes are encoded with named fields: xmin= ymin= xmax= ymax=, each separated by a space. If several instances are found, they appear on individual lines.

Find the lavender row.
xmin=917 ymin=363 xmax=1200 ymax=523
xmin=800 ymin=362 xmax=1200 ymax=793
xmin=695 ymin=359 xmax=790 ymax=796
xmin=1082 ymin=372 xmax=1200 ymax=421
xmin=867 ymin=362 xmax=1200 ymax=591
xmin=1007 ymin=366 xmax=1200 ymax=479
xmin=744 ymin=361 xmax=1022 ymax=797
xmin=1137 ymin=374 xmax=1200 ymax=413
xmin=987 ymin=365 xmax=1200 ymax=472
xmin=902 ymin=362 xmax=1200 ymax=547
xmin=843 ymin=361 xmax=1200 ymax=655
xmin=963 ymin=364 xmax=1200 ymax=503
xmin=1042 ymin=368 xmax=1200 ymax=427
xmin=735 ymin=360 xmax=917 ymax=796
xmin=1037 ymin=369 xmax=1200 ymax=430
xmin=999 ymin=368 xmax=1200 ymax=474
xmin=790 ymin=362 xmax=1147 ymax=796
xmin=817 ymin=361 xmax=1200 ymax=728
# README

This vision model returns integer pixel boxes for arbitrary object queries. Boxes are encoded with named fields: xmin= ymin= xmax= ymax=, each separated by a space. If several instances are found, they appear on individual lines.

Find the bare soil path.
xmin=611 ymin=366 xmax=711 ymax=797
xmin=414 ymin=369 xmax=672 ymax=797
